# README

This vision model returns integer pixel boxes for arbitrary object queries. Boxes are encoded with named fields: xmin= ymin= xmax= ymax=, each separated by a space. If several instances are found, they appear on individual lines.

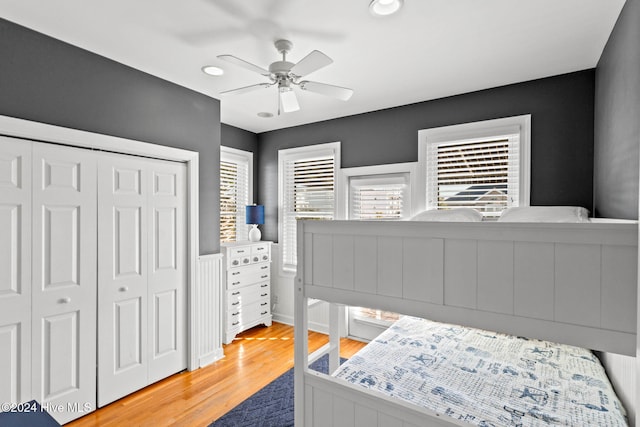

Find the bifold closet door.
xmin=97 ymin=154 xmax=149 ymax=406
xmin=0 ymin=137 xmax=32 ymax=405
xmin=31 ymin=142 xmax=97 ymax=424
xmin=97 ymin=154 xmax=186 ymax=407
xmin=147 ymin=160 xmax=187 ymax=384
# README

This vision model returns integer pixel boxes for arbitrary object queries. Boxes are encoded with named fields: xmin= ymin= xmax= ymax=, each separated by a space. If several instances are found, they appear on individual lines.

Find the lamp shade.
xmin=245 ymin=205 xmax=264 ymax=225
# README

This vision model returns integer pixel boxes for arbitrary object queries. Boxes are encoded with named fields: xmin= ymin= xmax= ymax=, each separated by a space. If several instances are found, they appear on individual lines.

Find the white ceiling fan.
xmin=218 ymin=39 xmax=354 ymax=114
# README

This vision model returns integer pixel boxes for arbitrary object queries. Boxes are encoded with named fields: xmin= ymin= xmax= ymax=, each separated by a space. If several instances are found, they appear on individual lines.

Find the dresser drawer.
xmin=227 ymin=282 xmax=270 ymax=308
xmin=229 ymin=255 xmax=252 ymax=268
xmin=228 ymin=246 xmax=251 ymax=257
xmin=251 ymin=243 xmax=270 ymax=261
xmin=249 ymin=253 xmax=270 ymax=264
xmin=226 ymin=263 xmax=270 ymax=289
xmin=227 ymin=299 xmax=271 ymax=326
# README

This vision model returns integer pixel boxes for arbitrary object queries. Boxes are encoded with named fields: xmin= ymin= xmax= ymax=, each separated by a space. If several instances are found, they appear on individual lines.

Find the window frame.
xmin=417 ymin=115 xmax=531 ymax=215
xmin=278 ymin=141 xmax=340 ymax=273
xmin=338 ymin=162 xmax=418 ymax=220
xmin=220 ymin=146 xmax=254 ymax=243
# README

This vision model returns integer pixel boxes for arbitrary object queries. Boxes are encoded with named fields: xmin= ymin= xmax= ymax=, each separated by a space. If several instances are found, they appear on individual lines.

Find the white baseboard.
xmin=272 ymin=312 xmax=329 ymax=335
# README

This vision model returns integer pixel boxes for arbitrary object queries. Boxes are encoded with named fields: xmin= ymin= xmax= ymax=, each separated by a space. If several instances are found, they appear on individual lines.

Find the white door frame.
xmin=0 ymin=115 xmax=202 ymax=371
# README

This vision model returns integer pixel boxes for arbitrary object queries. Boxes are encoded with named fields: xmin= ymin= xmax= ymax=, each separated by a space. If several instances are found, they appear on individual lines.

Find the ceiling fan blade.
xmin=289 ymin=50 xmax=333 ymax=78
xmin=279 ymin=88 xmax=300 ymax=113
xmin=220 ymin=83 xmax=272 ymax=96
xmin=204 ymin=0 xmax=248 ymax=20
xmin=217 ymin=55 xmax=271 ymax=76
xmin=179 ymin=28 xmax=246 ymax=46
xmin=299 ymin=81 xmax=353 ymax=101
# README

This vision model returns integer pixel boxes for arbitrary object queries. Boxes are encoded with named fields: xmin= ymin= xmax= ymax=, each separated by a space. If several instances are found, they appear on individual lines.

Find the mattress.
xmin=333 ymin=316 xmax=628 ymax=426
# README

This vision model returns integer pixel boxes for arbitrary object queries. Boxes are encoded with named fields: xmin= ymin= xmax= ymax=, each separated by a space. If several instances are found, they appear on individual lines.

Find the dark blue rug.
xmin=209 ymin=355 xmax=344 ymax=427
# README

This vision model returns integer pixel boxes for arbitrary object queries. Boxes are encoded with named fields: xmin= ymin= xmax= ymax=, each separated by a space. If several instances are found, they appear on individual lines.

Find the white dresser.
xmin=220 ymin=241 xmax=272 ymax=344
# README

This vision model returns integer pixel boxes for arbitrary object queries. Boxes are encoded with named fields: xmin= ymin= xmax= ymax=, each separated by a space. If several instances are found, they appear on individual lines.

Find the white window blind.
xmin=280 ymin=144 xmax=338 ymax=271
xmin=350 ymin=174 xmax=408 ymax=220
xmin=220 ymin=149 xmax=251 ymax=243
xmin=426 ymin=133 xmax=520 ymax=218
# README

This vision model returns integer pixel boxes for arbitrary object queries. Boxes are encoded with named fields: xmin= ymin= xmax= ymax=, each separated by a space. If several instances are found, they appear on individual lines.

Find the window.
xmin=340 ymin=163 xmax=417 ymax=220
xmin=351 ymin=176 xmax=406 ymax=219
xmin=279 ymin=142 xmax=340 ymax=272
xmin=220 ymin=147 xmax=253 ymax=243
xmin=418 ymin=115 xmax=530 ymax=218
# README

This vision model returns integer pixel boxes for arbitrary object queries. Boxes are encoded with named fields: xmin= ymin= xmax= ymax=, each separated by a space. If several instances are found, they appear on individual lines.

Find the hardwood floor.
xmin=67 ymin=322 xmax=367 ymax=427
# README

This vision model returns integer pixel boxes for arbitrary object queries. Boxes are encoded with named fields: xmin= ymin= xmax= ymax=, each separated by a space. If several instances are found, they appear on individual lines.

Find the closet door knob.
xmin=119 ymin=286 xmax=129 ymax=292
xmin=59 ymin=297 xmax=71 ymax=304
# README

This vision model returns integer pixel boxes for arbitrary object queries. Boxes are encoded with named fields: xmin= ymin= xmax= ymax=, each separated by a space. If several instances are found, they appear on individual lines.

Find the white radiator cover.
xmin=195 ymin=254 xmax=224 ymax=367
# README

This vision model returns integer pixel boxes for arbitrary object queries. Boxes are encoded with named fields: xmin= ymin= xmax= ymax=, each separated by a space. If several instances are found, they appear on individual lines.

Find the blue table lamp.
xmin=246 ymin=204 xmax=264 ymax=242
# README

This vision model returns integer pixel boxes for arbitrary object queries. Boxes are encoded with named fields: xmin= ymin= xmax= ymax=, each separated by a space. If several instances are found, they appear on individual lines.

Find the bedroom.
xmin=0 ymin=0 xmax=638 ymax=426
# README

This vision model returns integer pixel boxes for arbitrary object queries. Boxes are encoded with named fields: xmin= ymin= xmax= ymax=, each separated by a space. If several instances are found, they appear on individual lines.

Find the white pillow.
xmin=409 ymin=208 xmax=483 ymax=222
xmin=498 ymin=206 xmax=590 ymax=223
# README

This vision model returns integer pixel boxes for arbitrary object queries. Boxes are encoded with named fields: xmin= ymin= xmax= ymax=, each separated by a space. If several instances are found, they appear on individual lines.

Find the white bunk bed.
xmin=294 ymin=218 xmax=638 ymax=426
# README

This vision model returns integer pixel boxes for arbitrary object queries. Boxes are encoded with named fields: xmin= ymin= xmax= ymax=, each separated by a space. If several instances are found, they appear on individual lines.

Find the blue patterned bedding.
xmin=333 ymin=316 xmax=628 ymax=426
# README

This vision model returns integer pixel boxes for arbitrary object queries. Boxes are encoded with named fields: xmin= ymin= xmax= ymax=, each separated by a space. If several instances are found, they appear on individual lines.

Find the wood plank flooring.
xmin=67 ymin=322 xmax=367 ymax=427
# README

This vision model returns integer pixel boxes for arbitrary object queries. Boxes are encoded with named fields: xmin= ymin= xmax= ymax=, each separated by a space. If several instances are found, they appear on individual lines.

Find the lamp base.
xmin=248 ymin=224 xmax=261 ymax=242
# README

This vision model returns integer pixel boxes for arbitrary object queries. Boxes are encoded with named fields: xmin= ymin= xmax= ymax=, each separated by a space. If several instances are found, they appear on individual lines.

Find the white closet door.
xmin=147 ymin=160 xmax=187 ymax=383
xmin=0 ymin=137 xmax=32 ymax=405
xmin=97 ymin=153 xmax=149 ymax=407
xmin=31 ymin=142 xmax=97 ymax=424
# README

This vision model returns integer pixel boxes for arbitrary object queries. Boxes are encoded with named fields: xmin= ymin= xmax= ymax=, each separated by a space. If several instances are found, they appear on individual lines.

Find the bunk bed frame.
xmin=294 ymin=219 xmax=638 ymax=427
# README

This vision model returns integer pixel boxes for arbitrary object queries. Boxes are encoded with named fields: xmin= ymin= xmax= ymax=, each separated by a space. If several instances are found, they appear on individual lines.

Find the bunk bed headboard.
xmin=296 ymin=219 xmax=638 ymax=356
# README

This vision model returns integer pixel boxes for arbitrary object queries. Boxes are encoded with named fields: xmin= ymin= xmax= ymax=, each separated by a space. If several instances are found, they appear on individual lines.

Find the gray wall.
xmin=258 ymin=70 xmax=596 ymax=242
xmin=594 ymin=0 xmax=640 ymax=219
xmin=0 ymin=18 xmax=221 ymax=254
xmin=221 ymin=123 xmax=259 ymax=202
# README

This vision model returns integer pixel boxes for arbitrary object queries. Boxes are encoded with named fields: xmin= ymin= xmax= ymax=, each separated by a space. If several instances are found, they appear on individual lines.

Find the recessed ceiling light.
xmin=201 ymin=65 xmax=224 ymax=76
xmin=369 ymin=0 xmax=404 ymax=16
xmin=257 ymin=112 xmax=274 ymax=118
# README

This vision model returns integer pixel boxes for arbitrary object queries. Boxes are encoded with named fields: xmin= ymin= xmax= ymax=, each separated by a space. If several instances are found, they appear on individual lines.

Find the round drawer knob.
xmin=232 ymin=260 xmax=239 ymax=266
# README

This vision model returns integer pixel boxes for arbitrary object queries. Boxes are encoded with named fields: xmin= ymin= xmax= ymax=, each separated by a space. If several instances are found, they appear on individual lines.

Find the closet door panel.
xmin=148 ymin=161 xmax=187 ymax=383
xmin=0 ymin=137 xmax=31 ymax=404
xmin=97 ymin=154 xmax=148 ymax=407
xmin=41 ymin=312 xmax=80 ymax=397
xmin=31 ymin=142 xmax=96 ymax=424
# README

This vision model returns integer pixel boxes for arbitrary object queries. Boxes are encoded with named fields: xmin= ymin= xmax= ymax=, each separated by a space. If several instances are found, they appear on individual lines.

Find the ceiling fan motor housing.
xmin=269 ymin=61 xmax=295 ymax=78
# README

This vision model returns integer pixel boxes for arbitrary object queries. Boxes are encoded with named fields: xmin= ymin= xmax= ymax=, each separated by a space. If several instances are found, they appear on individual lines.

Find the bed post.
xmin=294 ymin=220 xmax=308 ymax=427
xmin=637 ymin=171 xmax=640 ymax=427
xmin=329 ymin=303 xmax=341 ymax=373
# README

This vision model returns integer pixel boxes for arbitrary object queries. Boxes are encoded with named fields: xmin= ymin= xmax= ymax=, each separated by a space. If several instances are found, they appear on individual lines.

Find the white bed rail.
xmin=298 ymin=219 xmax=637 ymax=355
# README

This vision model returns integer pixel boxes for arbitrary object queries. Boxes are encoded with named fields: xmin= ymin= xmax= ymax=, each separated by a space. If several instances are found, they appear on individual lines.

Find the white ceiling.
xmin=0 ymin=0 xmax=626 ymax=133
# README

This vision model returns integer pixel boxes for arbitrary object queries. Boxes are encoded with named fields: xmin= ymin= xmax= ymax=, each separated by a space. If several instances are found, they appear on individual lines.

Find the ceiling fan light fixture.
xmin=201 ymin=65 xmax=224 ymax=76
xmin=369 ymin=0 xmax=404 ymax=16
xmin=279 ymin=87 xmax=300 ymax=113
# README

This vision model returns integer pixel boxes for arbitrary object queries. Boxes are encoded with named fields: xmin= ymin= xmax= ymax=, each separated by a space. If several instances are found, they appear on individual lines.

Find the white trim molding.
xmin=338 ymin=162 xmax=419 ymax=219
